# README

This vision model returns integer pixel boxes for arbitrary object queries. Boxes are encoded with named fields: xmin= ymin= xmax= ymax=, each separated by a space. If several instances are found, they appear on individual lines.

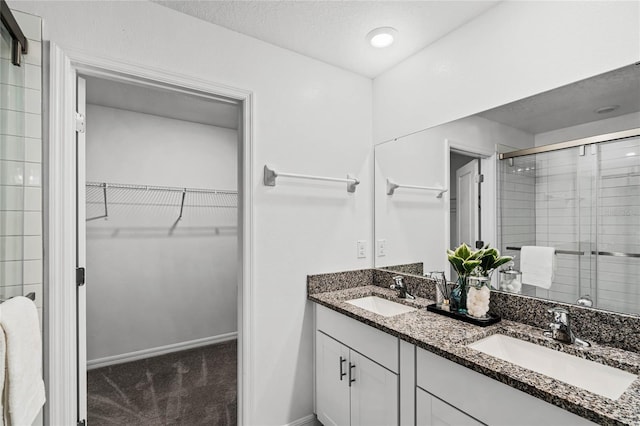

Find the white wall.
xmin=85 ymin=104 xmax=237 ymax=362
xmin=374 ymin=115 xmax=532 ymax=272
xmin=10 ymin=1 xmax=373 ymax=424
xmin=373 ymin=1 xmax=640 ymax=144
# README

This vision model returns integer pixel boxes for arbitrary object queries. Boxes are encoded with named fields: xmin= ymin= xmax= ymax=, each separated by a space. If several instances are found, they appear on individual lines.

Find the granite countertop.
xmin=309 ymin=285 xmax=640 ymax=426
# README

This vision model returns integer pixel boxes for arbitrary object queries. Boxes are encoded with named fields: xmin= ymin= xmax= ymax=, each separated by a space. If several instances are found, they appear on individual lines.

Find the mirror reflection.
xmin=374 ymin=63 xmax=640 ymax=316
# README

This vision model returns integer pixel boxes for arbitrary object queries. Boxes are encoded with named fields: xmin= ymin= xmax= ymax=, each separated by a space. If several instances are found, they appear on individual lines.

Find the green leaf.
xmin=447 ymin=255 xmax=465 ymax=274
xmin=454 ymin=243 xmax=472 ymax=260
xmin=463 ymin=260 xmax=481 ymax=274
xmin=469 ymin=248 xmax=484 ymax=260
xmin=484 ymin=248 xmax=498 ymax=259
xmin=491 ymin=256 xmax=513 ymax=269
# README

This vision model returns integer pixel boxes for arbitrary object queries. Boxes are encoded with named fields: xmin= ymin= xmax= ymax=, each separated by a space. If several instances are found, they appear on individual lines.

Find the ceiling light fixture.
xmin=366 ymin=27 xmax=398 ymax=48
xmin=595 ymin=105 xmax=620 ymax=114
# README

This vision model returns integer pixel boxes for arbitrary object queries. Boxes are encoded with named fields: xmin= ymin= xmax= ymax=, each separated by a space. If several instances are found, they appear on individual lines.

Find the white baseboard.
xmin=87 ymin=332 xmax=237 ymax=370
xmin=285 ymin=414 xmax=318 ymax=426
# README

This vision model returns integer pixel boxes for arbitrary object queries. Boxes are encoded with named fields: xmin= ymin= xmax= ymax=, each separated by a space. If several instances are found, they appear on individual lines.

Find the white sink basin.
xmin=468 ymin=334 xmax=636 ymax=400
xmin=346 ymin=296 xmax=416 ymax=317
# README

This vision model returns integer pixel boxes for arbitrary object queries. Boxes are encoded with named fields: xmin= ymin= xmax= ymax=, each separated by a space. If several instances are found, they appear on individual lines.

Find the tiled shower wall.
xmin=500 ymin=137 xmax=640 ymax=315
xmin=594 ymin=137 xmax=640 ymax=313
xmin=533 ymin=148 xmax=583 ymax=304
xmin=497 ymin=157 xmax=536 ymax=296
xmin=0 ymin=11 xmax=42 ymax=320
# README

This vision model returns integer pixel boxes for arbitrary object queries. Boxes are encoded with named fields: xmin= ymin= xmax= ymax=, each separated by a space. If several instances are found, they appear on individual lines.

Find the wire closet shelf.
xmin=86 ymin=181 xmax=237 ymax=223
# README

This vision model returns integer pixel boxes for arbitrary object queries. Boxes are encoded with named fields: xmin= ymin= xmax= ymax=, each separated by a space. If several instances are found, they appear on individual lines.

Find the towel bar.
xmin=386 ymin=178 xmax=448 ymax=198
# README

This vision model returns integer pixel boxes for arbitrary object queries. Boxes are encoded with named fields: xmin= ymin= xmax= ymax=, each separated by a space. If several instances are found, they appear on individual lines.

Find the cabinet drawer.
xmin=416 ymin=387 xmax=483 ymax=426
xmin=316 ymin=304 xmax=398 ymax=373
xmin=416 ymin=347 xmax=595 ymax=425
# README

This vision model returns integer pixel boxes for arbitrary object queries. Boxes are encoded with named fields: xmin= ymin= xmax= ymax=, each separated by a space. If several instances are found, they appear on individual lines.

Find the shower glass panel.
xmin=596 ymin=137 xmax=640 ymax=313
xmin=0 ymin=21 xmax=26 ymax=298
xmin=498 ymin=135 xmax=640 ymax=315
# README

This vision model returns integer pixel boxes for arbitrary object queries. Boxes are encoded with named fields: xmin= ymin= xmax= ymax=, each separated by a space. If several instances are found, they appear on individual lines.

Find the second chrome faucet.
xmin=544 ymin=306 xmax=590 ymax=347
xmin=390 ymin=276 xmax=415 ymax=300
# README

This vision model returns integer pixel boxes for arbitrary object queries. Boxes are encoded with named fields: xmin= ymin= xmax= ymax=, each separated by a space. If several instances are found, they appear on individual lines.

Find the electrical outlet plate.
xmin=377 ymin=239 xmax=386 ymax=257
xmin=357 ymin=240 xmax=367 ymax=258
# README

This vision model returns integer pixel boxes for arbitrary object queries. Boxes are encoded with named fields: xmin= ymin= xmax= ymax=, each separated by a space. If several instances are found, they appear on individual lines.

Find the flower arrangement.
xmin=446 ymin=243 xmax=512 ymax=314
xmin=447 ymin=243 xmax=512 ymax=279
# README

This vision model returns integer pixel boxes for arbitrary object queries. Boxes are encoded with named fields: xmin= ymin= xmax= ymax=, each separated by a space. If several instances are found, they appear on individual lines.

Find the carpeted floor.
xmin=88 ymin=340 xmax=237 ymax=426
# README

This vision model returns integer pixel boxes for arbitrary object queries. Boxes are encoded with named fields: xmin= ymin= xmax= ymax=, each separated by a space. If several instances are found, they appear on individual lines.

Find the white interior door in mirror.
xmin=456 ymin=159 xmax=480 ymax=248
xmin=374 ymin=132 xmax=448 ymax=272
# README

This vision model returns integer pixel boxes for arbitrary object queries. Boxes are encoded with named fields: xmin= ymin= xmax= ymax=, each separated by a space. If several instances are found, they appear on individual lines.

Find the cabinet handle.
xmin=349 ymin=363 xmax=356 ymax=387
xmin=339 ymin=356 xmax=347 ymax=380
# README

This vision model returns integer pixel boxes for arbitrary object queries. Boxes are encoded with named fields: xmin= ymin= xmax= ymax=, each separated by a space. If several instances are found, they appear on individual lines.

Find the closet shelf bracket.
xmin=169 ymin=189 xmax=187 ymax=236
xmin=87 ymin=182 xmax=108 ymax=221
xmin=263 ymin=165 xmax=360 ymax=193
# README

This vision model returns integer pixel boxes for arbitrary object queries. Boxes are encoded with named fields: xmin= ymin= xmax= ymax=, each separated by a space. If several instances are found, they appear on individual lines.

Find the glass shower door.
xmin=0 ymin=20 xmax=26 ymax=299
xmin=595 ymin=137 xmax=640 ymax=313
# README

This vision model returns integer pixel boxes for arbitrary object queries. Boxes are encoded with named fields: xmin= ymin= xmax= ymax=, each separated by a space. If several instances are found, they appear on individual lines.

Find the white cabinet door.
xmin=416 ymin=387 xmax=483 ymax=426
xmin=350 ymin=351 xmax=398 ymax=426
xmin=316 ymin=332 xmax=350 ymax=426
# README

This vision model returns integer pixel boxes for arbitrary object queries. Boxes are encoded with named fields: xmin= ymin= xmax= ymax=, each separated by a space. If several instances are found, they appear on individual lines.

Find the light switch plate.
xmin=357 ymin=240 xmax=367 ymax=258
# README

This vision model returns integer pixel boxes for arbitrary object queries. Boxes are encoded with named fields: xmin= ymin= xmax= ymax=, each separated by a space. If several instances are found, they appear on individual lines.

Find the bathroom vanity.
xmin=309 ymin=270 xmax=640 ymax=426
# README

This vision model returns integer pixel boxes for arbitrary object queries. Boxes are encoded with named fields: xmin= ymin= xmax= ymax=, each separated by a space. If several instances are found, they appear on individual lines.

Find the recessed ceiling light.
xmin=595 ymin=105 xmax=620 ymax=114
xmin=626 ymin=152 xmax=636 ymax=157
xmin=366 ymin=27 xmax=398 ymax=48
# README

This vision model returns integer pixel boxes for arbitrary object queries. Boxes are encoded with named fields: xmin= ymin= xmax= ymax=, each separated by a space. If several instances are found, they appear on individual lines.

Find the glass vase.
xmin=450 ymin=276 xmax=468 ymax=314
xmin=467 ymin=276 xmax=491 ymax=318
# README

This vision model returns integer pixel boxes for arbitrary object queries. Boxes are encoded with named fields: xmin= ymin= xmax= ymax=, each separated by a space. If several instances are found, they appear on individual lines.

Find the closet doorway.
xmin=78 ymin=75 xmax=240 ymax=425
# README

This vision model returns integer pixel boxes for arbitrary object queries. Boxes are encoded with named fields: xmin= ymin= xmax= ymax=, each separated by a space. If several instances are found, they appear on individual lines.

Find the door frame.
xmin=454 ymin=157 xmax=481 ymax=249
xmin=47 ymin=44 xmax=254 ymax=425
xmin=445 ymin=139 xmax=497 ymax=255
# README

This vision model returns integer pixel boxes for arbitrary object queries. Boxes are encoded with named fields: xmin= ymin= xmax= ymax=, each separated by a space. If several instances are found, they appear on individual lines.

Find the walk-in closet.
xmin=81 ymin=76 xmax=239 ymax=425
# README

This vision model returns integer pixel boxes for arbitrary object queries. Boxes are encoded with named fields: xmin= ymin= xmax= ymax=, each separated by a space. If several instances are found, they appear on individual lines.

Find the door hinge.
xmin=77 ymin=420 xmax=86 ymax=426
xmin=475 ymin=174 xmax=484 ymax=183
xmin=76 ymin=267 xmax=85 ymax=286
xmin=75 ymin=112 xmax=85 ymax=133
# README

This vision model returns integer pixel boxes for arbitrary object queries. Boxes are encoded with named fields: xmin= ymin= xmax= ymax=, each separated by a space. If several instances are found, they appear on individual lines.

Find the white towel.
xmin=520 ymin=246 xmax=555 ymax=289
xmin=0 ymin=296 xmax=46 ymax=426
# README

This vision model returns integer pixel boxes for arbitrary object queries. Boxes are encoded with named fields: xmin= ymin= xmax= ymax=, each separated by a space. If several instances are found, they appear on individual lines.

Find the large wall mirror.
xmin=374 ymin=63 xmax=640 ymax=316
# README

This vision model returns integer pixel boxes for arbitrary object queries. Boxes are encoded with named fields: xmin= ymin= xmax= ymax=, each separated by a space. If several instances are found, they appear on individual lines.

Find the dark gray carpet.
xmin=88 ymin=340 xmax=237 ymax=425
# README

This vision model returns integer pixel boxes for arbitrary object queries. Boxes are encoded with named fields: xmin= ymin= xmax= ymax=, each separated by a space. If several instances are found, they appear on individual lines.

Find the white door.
xmin=76 ymin=76 xmax=88 ymax=425
xmin=456 ymin=159 xmax=480 ymax=248
xmin=416 ymin=387 xmax=483 ymax=426
xmin=350 ymin=351 xmax=398 ymax=426
xmin=316 ymin=332 xmax=350 ymax=426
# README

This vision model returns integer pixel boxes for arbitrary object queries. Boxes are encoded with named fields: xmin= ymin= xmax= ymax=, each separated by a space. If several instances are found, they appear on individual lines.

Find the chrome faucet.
xmin=390 ymin=276 xmax=415 ymax=300
xmin=544 ymin=306 xmax=590 ymax=347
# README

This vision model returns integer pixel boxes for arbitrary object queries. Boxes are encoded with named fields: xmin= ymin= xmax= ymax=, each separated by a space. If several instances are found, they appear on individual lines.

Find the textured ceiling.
xmin=153 ymin=0 xmax=499 ymax=78
xmin=85 ymin=76 xmax=239 ymax=129
xmin=478 ymin=64 xmax=640 ymax=135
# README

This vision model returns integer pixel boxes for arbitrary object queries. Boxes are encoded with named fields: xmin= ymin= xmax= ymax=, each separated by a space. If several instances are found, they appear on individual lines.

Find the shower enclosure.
xmin=1 ymin=2 xmax=30 ymax=300
xmin=498 ymin=129 xmax=640 ymax=315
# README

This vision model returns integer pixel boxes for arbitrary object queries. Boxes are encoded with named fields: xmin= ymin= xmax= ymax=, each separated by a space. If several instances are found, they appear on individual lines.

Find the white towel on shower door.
xmin=520 ymin=246 xmax=555 ymax=289
xmin=0 ymin=296 xmax=46 ymax=426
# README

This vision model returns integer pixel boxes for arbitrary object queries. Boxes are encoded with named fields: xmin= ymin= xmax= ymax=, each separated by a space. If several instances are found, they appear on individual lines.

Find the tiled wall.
xmin=499 ymin=137 xmax=640 ymax=315
xmin=594 ymin=137 xmax=640 ymax=313
xmin=533 ymin=148 xmax=583 ymax=304
xmin=498 ymin=156 xmax=536 ymax=295
xmin=0 ymin=11 xmax=42 ymax=320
